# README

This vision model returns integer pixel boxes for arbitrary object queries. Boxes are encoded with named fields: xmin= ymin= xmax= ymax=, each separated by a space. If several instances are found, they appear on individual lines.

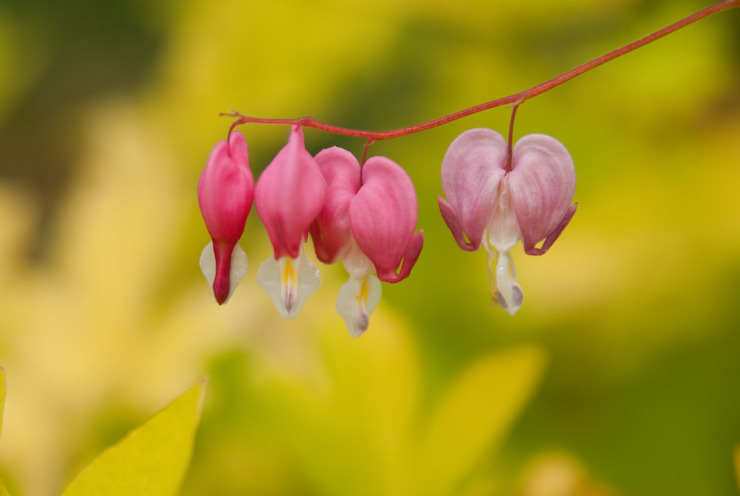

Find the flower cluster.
xmin=198 ymin=123 xmax=576 ymax=333
xmin=198 ymin=125 xmax=423 ymax=337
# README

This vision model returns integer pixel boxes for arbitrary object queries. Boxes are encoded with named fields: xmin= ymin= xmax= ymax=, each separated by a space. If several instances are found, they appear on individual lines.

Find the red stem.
xmin=506 ymin=104 xmax=520 ymax=170
xmin=226 ymin=0 xmax=738 ymax=142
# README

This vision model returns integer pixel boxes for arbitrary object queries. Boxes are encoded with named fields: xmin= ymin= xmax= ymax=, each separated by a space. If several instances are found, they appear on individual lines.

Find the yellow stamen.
xmin=281 ymin=258 xmax=298 ymax=313
xmin=357 ymin=277 xmax=369 ymax=306
xmin=281 ymin=258 xmax=296 ymax=286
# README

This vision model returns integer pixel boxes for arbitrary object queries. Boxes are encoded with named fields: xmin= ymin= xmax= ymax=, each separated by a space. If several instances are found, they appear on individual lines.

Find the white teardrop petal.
xmin=199 ymin=242 xmax=216 ymax=287
xmin=293 ymin=252 xmax=321 ymax=317
xmin=227 ymin=244 xmax=248 ymax=300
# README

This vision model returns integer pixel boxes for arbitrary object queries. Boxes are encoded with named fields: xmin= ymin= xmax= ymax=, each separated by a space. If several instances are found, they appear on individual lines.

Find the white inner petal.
xmin=199 ymin=241 xmax=248 ymax=303
xmin=336 ymin=274 xmax=382 ymax=338
xmin=486 ymin=177 xmax=521 ymax=253
xmin=341 ymin=239 xmax=376 ymax=279
xmin=494 ymin=250 xmax=523 ymax=316
xmin=257 ymin=248 xmax=321 ymax=319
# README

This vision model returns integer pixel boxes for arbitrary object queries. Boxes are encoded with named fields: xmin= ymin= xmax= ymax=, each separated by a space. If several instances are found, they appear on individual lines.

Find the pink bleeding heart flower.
xmin=310 ymin=147 xmax=423 ymax=337
xmin=255 ymin=125 xmax=327 ymax=319
xmin=439 ymin=128 xmax=577 ymax=315
xmin=198 ymin=130 xmax=254 ymax=305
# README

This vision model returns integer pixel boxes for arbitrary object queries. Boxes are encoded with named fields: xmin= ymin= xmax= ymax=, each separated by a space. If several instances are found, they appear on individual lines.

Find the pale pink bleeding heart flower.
xmin=198 ymin=130 xmax=254 ymax=305
xmin=439 ymin=128 xmax=577 ymax=315
xmin=310 ymin=147 xmax=423 ymax=337
xmin=255 ymin=125 xmax=327 ymax=319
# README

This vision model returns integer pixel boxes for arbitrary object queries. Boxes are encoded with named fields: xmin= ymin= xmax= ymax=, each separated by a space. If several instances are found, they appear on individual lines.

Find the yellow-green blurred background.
xmin=1 ymin=0 xmax=739 ymax=494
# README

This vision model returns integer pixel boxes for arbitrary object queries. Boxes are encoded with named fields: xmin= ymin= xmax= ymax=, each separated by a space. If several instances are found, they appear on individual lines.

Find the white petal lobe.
xmin=494 ymin=251 xmax=523 ymax=316
xmin=257 ymin=249 xmax=320 ymax=319
xmin=199 ymin=241 xmax=248 ymax=303
xmin=336 ymin=274 xmax=382 ymax=338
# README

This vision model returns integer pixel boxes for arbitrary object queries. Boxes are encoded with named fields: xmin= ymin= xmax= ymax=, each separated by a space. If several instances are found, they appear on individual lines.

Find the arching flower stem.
xmin=225 ymin=0 xmax=737 ymax=146
xmin=505 ymin=104 xmax=520 ymax=172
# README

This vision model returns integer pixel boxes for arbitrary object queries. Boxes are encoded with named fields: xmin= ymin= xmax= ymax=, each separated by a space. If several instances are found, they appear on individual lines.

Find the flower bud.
xmin=197 ymin=131 xmax=254 ymax=304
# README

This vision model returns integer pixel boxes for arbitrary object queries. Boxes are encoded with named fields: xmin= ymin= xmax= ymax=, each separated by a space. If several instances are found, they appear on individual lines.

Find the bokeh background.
xmin=1 ymin=0 xmax=739 ymax=494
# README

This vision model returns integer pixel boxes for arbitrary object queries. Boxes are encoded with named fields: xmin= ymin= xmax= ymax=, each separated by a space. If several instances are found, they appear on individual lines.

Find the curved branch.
xmin=225 ymin=0 xmax=737 ymax=142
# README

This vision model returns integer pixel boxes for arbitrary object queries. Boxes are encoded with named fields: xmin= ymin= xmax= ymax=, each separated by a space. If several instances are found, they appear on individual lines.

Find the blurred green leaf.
xmin=735 ymin=445 xmax=740 ymax=493
xmin=62 ymin=379 xmax=207 ymax=496
xmin=416 ymin=346 xmax=546 ymax=495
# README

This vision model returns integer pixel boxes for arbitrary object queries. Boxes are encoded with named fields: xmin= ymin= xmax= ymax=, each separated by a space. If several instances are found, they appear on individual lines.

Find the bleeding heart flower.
xmin=198 ymin=130 xmax=254 ymax=305
xmin=310 ymin=147 xmax=423 ymax=337
xmin=439 ymin=128 xmax=576 ymax=315
xmin=255 ymin=125 xmax=327 ymax=318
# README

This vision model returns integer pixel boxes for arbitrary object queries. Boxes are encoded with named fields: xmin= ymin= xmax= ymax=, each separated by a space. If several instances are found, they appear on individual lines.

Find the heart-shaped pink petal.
xmin=440 ymin=128 xmax=508 ymax=250
xmin=508 ymin=134 xmax=576 ymax=255
xmin=350 ymin=156 xmax=423 ymax=283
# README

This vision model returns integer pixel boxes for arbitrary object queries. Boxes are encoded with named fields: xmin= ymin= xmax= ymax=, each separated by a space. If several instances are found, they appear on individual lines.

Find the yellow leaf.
xmin=0 ymin=367 xmax=5 ymax=437
xmin=416 ymin=346 xmax=546 ymax=496
xmin=0 ymin=367 xmax=8 ymax=496
xmin=62 ymin=379 xmax=206 ymax=496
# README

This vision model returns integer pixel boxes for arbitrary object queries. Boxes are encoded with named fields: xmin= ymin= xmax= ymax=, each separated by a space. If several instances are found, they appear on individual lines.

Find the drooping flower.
xmin=438 ymin=128 xmax=576 ymax=315
xmin=254 ymin=125 xmax=327 ymax=318
xmin=198 ymin=130 xmax=254 ymax=305
xmin=310 ymin=147 xmax=424 ymax=337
